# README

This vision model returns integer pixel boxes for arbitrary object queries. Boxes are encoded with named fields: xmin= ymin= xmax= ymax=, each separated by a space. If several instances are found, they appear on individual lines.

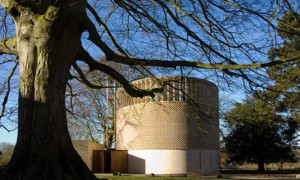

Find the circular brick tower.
xmin=116 ymin=76 xmax=219 ymax=175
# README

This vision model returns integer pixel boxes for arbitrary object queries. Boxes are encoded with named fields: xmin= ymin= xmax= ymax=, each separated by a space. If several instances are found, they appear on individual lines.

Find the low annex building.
xmin=74 ymin=76 xmax=220 ymax=175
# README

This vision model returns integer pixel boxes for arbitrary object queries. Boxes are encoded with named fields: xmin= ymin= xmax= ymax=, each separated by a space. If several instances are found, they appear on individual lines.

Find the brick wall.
xmin=115 ymin=77 xmax=219 ymax=151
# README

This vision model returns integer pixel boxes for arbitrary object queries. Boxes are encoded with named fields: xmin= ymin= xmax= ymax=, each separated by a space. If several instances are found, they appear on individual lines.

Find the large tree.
xmin=224 ymin=96 xmax=296 ymax=171
xmin=224 ymin=10 xmax=300 ymax=172
xmin=0 ymin=0 xmax=299 ymax=179
xmin=266 ymin=11 xmax=300 ymax=143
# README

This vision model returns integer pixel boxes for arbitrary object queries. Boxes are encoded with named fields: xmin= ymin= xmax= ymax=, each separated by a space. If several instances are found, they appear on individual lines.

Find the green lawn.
xmin=95 ymin=169 xmax=300 ymax=180
xmin=96 ymin=175 xmax=227 ymax=180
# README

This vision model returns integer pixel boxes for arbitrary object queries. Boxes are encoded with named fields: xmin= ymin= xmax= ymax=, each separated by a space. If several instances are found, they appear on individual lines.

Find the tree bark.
xmin=0 ymin=1 xmax=98 ymax=180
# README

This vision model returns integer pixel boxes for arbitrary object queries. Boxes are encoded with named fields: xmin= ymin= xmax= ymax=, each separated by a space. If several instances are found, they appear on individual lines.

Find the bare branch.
xmin=107 ymin=53 xmax=300 ymax=70
xmin=72 ymin=62 xmax=103 ymax=89
xmin=66 ymin=82 xmax=77 ymax=115
xmin=0 ymin=62 xmax=18 ymax=120
xmin=76 ymin=45 xmax=163 ymax=98
xmin=0 ymin=123 xmax=17 ymax=132
xmin=0 ymin=59 xmax=15 ymax=65
xmin=84 ymin=19 xmax=300 ymax=72
xmin=84 ymin=2 xmax=299 ymax=76
xmin=0 ymin=36 xmax=17 ymax=55
xmin=220 ymin=0 xmax=278 ymax=29
xmin=86 ymin=3 xmax=127 ymax=56
xmin=82 ymin=15 xmax=116 ymax=56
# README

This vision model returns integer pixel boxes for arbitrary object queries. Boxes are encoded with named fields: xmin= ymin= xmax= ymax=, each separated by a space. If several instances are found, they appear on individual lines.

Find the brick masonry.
xmin=115 ymin=76 xmax=219 ymax=151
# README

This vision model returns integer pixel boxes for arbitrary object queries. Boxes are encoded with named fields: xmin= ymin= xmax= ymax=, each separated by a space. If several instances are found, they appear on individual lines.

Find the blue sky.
xmin=0 ymin=128 xmax=17 ymax=144
xmin=0 ymin=90 xmax=246 ymax=145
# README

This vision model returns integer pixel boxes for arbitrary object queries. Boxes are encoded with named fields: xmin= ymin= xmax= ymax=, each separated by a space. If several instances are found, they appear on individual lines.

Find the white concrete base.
xmin=127 ymin=149 xmax=219 ymax=175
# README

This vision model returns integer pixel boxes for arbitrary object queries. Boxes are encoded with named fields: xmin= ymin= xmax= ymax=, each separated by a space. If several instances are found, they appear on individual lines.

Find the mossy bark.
xmin=0 ymin=1 xmax=98 ymax=180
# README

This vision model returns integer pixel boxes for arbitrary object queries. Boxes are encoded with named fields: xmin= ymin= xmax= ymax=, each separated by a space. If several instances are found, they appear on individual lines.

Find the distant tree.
xmin=224 ymin=95 xmax=296 ymax=171
xmin=66 ymin=79 xmax=106 ymax=144
xmin=266 ymin=11 xmax=300 ymax=143
xmin=224 ymin=11 xmax=300 ymax=172
xmin=66 ymin=59 xmax=151 ymax=148
xmin=0 ymin=143 xmax=14 ymax=167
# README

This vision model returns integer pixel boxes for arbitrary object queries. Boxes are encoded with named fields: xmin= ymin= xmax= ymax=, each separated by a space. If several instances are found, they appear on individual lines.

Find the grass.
xmin=95 ymin=169 xmax=300 ymax=180
xmin=221 ymin=169 xmax=300 ymax=175
xmin=95 ymin=175 xmax=228 ymax=180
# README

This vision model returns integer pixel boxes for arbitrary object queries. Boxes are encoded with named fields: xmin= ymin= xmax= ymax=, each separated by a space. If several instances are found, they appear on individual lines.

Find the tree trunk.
xmin=0 ymin=2 xmax=98 ymax=180
xmin=257 ymin=159 xmax=265 ymax=172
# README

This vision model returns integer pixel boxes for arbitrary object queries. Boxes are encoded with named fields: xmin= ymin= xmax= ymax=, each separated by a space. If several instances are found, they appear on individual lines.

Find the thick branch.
xmin=82 ymin=16 xmax=116 ymax=56
xmin=76 ymin=46 xmax=162 ymax=98
xmin=83 ymin=12 xmax=300 ymax=71
xmin=0 ymin=0 xmax=11 ymax=8
xmin=72 ymin=62 xmax=103 ymax=89
xmin=106 ymin=53 xmax=300 ymax=70
xmin=83 ymin=1 xmax=299 ymax=75
xmin=0 ymin=36 xmax=17 ymax=55
xmin=86 ymin=3 xmax=127 ymax=55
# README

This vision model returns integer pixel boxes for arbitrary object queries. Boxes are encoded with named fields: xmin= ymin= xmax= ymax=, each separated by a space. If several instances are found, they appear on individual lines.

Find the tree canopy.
xmin=224 ymin=95 xmax=296 ymax=171
xmin=224 ymin=10 xmax=300 ymax=172
xmin=266 ymin=11 xmax=300 ymax=143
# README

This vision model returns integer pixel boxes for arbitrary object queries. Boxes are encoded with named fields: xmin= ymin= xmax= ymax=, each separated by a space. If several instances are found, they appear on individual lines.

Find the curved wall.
xmin=116 ymin=77 xmax=218 ymax=109
xmin=128 ymin=150 xmax=187 ymax=174
xmin=116 ymin=102 xmax=219 ymax=150
xmin=127 ymin=149 xmax=220 ymax=175
xmin=115 ymin=77 xmax=219 ymax=175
